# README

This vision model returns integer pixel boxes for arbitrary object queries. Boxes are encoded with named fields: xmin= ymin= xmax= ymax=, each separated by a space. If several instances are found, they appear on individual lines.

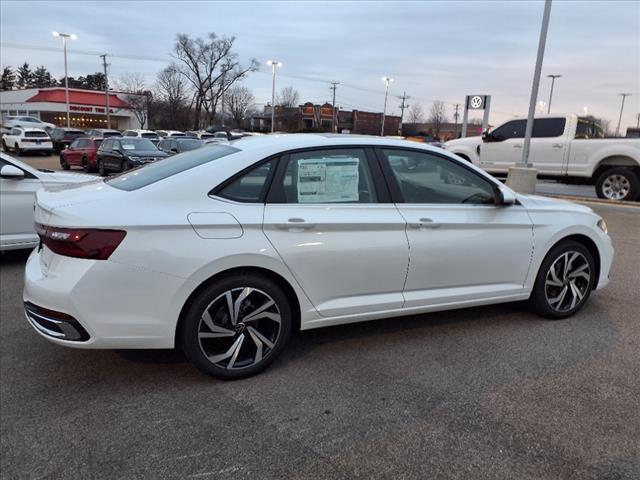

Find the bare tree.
xmin=276 ymin=86 xmax=299 ymax=107
xmin=173 ymin=33 xmax=258 ymax=129
xmin=154 ymin=64 xmax=189 ymax=128
xmin=114 ymin=73 xmax=151 ymax=128
xmin=407 ymin=103 xmax=425 ymax=123
xmin=226 ymin=85 xmax=255 ymax=128
xmin=428 ymin=100 xmax=449 ymax=138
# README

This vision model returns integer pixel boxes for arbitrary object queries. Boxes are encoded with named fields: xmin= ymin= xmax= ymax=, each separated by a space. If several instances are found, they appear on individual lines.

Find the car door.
xmin=0 ymin=158 xmax=42 ymax=246
xmin=378 ymin=147 xmax=533 ymax=308
xmin=479 ymin=120 xmax=526 ymax=174
xmin=65 ymin=139 xmax=82 ymax=165
xmin=526 ymin=118 xmax=568 ymax=175
xmin=262 ymin=147 xmax=409 ymax=317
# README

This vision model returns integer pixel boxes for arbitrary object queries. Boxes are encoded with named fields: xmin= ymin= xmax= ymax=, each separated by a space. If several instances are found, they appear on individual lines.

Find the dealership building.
xmin=0 ymin=87 xmax=143 ymax=130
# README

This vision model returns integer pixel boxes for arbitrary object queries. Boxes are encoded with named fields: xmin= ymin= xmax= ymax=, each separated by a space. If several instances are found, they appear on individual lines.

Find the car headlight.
xmin=128 ymin=156 xmax=140 ymax=162
xmin=597 ymin=218 xmax=608 ymax=235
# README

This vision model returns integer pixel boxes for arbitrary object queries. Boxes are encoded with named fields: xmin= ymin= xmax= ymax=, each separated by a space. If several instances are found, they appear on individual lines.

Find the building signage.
xmin=466 ymin=95 xmax=488 ymax=110
xmin=70 ymin=105 xmax=116 ymax=114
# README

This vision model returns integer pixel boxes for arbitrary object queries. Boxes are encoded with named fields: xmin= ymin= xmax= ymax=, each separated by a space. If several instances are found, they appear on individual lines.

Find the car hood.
xmin=40 ymin=171 xmax=98 ymax=186
xmin=516 ymin=193 xmax=594 ymax=214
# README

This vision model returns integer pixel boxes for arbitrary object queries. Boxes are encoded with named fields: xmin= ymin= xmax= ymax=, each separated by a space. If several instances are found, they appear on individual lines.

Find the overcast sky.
xmin=1 ymin=0 xmax=639 ymax=129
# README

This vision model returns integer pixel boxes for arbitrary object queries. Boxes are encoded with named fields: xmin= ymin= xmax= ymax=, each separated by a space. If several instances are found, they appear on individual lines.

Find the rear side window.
xmin=216 ymin=160 xmax=275 ymax=203
xmin=107 ymin=145 xmax=240 ymax=191
xmin=532 ymin=118 xmax=566 ymax=137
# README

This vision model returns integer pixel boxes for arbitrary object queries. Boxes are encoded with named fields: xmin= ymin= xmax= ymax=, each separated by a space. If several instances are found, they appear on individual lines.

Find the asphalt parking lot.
xmin=1 ymin=201 xmax=639 ymax=479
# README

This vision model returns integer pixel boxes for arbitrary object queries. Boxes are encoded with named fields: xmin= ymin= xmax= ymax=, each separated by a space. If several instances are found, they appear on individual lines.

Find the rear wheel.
xmin=82 ymin=156 xmax=92 ymax=173
xmin=595 ymin=167 xmax=639 ymax=201
xmin=60 ymin=154 xmax=70 ymax=170
xmin=529 ymin=240 xmax=596 ymax=319
xmin=98 ymin=159 xmax=106 ymax=177
xmin=2 ymin=140 xmax=9 ymax=152
xmin=180 ymin=274 xmax=292 ymax=379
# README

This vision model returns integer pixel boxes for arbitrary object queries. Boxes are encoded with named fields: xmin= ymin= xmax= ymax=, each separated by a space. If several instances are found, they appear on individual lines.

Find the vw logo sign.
xmin=470 ymin=95 xmax=484 ymax=109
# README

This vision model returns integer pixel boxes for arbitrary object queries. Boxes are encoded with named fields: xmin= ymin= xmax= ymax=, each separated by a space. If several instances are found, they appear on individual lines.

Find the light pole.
xmin=381 ymin=76 xmax=393 ymax=136
xmin=615 ymin=93 xmax=632 ymax=137
xmin=52 ymin=31 xmax=77 ymax=128
xmin=267 ymin=60 xmax=282 ymax=133
xmin=546 ymin=74 xmax=561 ymax=113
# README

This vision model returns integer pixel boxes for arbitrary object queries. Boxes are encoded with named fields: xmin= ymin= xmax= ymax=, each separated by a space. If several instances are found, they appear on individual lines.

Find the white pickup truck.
xmin=443 ymin=114 xmax=640 ymax=201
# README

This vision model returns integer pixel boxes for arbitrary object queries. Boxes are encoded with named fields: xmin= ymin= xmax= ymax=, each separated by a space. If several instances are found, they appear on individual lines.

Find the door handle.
xmin=275 ymin=218 xmax=316 ymax=230
xmin=513 ymin=144 xmax=523 ymax=149
xmin=409 ymin=218 xmax=441 ymax=229
xmin=552 ymin=143 xmax=564 ymax=148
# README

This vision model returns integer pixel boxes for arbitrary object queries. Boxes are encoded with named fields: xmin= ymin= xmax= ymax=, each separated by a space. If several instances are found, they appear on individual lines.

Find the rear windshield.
xmin=107 ymin=144 xmax=240 ymax=191
xmin=25 ymin=131 xmax=49 ymax=138
xmin=141 ymin=132 xmax=159 ymax=139
xmin=66 ymin=130 xmax=85 ymax=137
xmin=177 ymin=139 xmax=204 ymax=150
xmin=93 ymin=139 xmax=103 ymax=147
xmin=103 ymin=131 xmax=121 ymax=138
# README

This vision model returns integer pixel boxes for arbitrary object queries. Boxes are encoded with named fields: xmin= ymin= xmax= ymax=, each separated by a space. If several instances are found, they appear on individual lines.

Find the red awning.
xmin=26 ymin=89 xmax=130 ymax=109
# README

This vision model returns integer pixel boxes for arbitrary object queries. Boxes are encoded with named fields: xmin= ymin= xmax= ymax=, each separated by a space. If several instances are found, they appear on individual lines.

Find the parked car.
xmin=96 ymin=137 xmax=168 ymax=175
xmin=0 ymin=152 xmax=95 ymax=251
xmin=185 ymin=131 xmax=216 ymax=139
xmin=49 ymin=127 xmax=86 ymax=153
xmin=24 ymin=135 xmax=613 ymax=379
xmin=443 ymin=113 xmax=640 ymax=201
xmin=2 ymin=127 xmax=53 ymax=156
xmin=122 ymin=129 xmax=160 ymax=143
xmin=60 ymin=137 xmax=103 ymax=172
xmin=203 ymin=137 xmax=230 ymax=146
xmin=158 ymin=137 xmax=205 ymax=155
xmin=1 ymin=115 xmax=55 ymax=131
xmin=156 ymin=130 xmax=186 ymax=138
xmin=87 ymin=128 xmax=121 ymax=138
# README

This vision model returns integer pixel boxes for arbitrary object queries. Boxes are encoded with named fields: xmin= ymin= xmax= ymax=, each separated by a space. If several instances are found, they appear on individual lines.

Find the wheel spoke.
xmin=247 ymin=326 xmax=275 ymax=349
xmin=549 ymin=285 xmax=568 ymax=307
xmin=248 ymin=328 xmax=264 ymax=363
xmin=243 ymin=312 xmax=281 ymax=324
xmin=208 ymin=334 xmax=244 ymax=366
xmin=549 ymin=265 xmax=563 ymax=286
xmin=225 ymin=291 xmax=234 ymax=323
xmin=201 ymin=310 xmax=217 ymax=332
xmin=199 ymin=329 xmax=235 ymax=339
xmin=227 ymin=334 xmax=245 ymax=369
xmin=242 ymin=299 xmax=275 ymax=322
xmin=233 ymin=288 xmax=253 ymax=325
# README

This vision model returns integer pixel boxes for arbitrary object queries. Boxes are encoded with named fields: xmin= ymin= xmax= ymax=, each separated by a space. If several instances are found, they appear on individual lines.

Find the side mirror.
xmin=496 ymin=186 xmax=517 ymax=206
xmin=0 ymin=165 xmax=25 ymax=179
xmin=481 ymin=129 xmax=492 ymax=142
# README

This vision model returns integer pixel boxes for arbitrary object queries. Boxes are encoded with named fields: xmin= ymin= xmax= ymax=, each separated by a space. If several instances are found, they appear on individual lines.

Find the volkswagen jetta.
xmin=24 ymin=135 xmax=613 ymax=379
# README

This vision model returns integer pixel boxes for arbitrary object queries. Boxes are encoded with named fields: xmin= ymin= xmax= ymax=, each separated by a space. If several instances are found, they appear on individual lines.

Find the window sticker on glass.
xmin=297 ymin=157 xmax=360 ymax=203
xmin=122 ymin=144 xmax=136 ymax=150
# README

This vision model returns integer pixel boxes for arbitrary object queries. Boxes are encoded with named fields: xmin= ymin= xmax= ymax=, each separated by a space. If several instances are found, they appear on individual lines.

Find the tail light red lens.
xmin=35 ymin=223 xmax=126 ymax=260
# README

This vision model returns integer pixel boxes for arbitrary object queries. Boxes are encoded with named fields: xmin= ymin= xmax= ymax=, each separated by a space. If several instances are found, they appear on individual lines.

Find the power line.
xmin=1 ymin=42 xmax=168 ymax=62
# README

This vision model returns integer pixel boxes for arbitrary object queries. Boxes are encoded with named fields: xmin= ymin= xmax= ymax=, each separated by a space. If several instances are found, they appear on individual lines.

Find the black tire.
xmin=60 ymin=154 xmax=70 ymax=170
xmin=529 ymin=240 xmax=596 ymax=320
xmin=595 ymin=167 xmax=640 ymax=201
xmin=120 ymin=160 xmax=128 ymax=173
xmin=180 ymin=273 xmax=293 ymax=380
xmin=16 ymin=147 xmax=23 ymax=156
xmin=98 ymin=159 xmax=106 ymax=177
xmin=2 ymin=140 xmax=9 ymax=152
xmin=82 ymin=156 xmax=92 ymax=173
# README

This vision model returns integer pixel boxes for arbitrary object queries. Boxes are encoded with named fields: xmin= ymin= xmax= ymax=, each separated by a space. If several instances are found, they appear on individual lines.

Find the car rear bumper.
xmin=23 ymin=247 xmax=184 ymax=349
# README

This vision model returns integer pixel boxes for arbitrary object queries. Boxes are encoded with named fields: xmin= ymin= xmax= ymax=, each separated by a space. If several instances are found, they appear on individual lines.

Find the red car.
xmin=59 ymin=137 xmax=104 ymax=173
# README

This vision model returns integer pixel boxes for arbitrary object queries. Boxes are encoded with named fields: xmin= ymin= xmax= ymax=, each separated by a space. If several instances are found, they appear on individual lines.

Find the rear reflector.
xmin=35 ymin=223 xmax=126 ymax=260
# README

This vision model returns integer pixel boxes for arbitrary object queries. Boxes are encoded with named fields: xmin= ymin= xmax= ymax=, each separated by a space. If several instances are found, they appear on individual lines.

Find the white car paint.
xmin=0 ymin=153 xmax=97 ymax=251
xmin=23 ymin=134 xmax=613 ymax=352
xmin=2 ymin=127 xmax=53 ymax=154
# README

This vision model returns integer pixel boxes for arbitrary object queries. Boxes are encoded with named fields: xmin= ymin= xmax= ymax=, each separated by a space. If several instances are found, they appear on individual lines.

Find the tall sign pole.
xmin=100 ymin=54 xmax=110 ymax=129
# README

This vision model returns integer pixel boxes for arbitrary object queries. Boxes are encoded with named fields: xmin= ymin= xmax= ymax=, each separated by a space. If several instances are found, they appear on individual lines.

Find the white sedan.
xmin=0 ymin=153 xmax=96 ymax=251
xmin=23 ymin=135 xmax=613 ymax=379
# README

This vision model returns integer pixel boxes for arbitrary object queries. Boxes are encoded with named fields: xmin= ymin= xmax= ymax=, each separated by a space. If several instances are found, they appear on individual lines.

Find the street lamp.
xmin=546 ymin=74 xmax=561 ymax=114
xmin=615 ymin=93 xmax=632 ymax=137
xmin=381 ymin=76 xmax=393 ymax=136
xmin=266 ymin=60 xmax=282 ymax=133
xmin=52 ymin=31 xmax=77 ymax=128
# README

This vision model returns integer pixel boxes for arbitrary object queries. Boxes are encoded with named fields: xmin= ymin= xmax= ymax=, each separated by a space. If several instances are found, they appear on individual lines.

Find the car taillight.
xmin=35 ymin=223 xmax=126 ymax=260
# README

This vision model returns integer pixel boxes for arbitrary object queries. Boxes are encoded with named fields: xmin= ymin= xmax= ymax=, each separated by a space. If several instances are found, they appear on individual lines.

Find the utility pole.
xmin=100 ymin=54 xmax=110 ymax=129
xmin=615 ymin=93 xmax=632 ymax=137
xmin=398 ymin=91 xmax=409 ymax=135
xmin=546 ymin=74 xmax=561 ymax=113
xmin=266 ymin=60 xmax=282 ymax=133
xmin=330 ymin=82 xmax=339 ymax=133
xmin=636 ymin=113 xmax=640 ymax=129
xmin=453 ymin=103 xmax=460 ymax=138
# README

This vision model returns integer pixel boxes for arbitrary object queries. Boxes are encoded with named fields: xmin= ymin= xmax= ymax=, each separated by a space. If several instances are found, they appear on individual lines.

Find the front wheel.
xmin=595 ymin=167 xmax=639 ymax=201
xmin=2 ymin=140 xmax=9 ymax=152
xmin=98 ymin=159 xmax=106 ymax=177
xmin=180 ymin=274 xmax=293 ymax=379
xmin=529 ymin=240 xmax=596 ymax=319
xmin=60 ymin=154 xmax=70 ymax=170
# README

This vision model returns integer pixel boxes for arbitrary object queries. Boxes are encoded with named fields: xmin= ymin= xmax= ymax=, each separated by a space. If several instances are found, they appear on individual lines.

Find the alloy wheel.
xmin=197 ymin=287 xmax=281 ymax=370
xmin=544 ymin=251 xmax=591 ymax=313
xmin=601 ymin=174 xmax=631 ymax=200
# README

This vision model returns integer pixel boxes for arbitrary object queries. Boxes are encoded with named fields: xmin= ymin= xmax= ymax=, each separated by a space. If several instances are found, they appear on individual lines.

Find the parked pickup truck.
xmin=443 ymin=114 xmax=640 ymax=201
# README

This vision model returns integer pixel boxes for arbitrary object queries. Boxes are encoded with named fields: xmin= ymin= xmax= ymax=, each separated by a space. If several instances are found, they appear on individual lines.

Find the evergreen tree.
xmin=16 ymin=62 xmax=33 ymax=89
xmin=0 ymin=66 xmax=16 ymax=91
xmin=32 ymin=65 xmax=56 ymax=88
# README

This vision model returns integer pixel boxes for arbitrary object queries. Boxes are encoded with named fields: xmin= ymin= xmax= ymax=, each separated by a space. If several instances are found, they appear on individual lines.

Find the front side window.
xmin=100 ymin=139 xmax=113 ymax=151
xmin=217 ymin=159 xmax=275 ymax=203
xmin=279 ymin=149 xmax=377 ymax=204
xmin=382 ymin=149 xmax=495 ymax=205
xmin=490 ymin=120 xmax=526 ymax=141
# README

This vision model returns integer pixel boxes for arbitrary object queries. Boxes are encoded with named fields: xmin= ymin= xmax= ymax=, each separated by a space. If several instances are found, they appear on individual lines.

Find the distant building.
xmin=251 ymin=102 xmax=401 ymax=136
xmin=0 ymin=87 xmax=145 ymax=130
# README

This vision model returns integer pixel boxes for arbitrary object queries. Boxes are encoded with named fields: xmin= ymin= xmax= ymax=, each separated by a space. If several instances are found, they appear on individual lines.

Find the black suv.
xmin=158 ymin=137 xmax=205 ymax=155
xmin=49 ymin=128 xmax=86 ymax=153
xmin=96 ymin=137 xmax=168 ymax=176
